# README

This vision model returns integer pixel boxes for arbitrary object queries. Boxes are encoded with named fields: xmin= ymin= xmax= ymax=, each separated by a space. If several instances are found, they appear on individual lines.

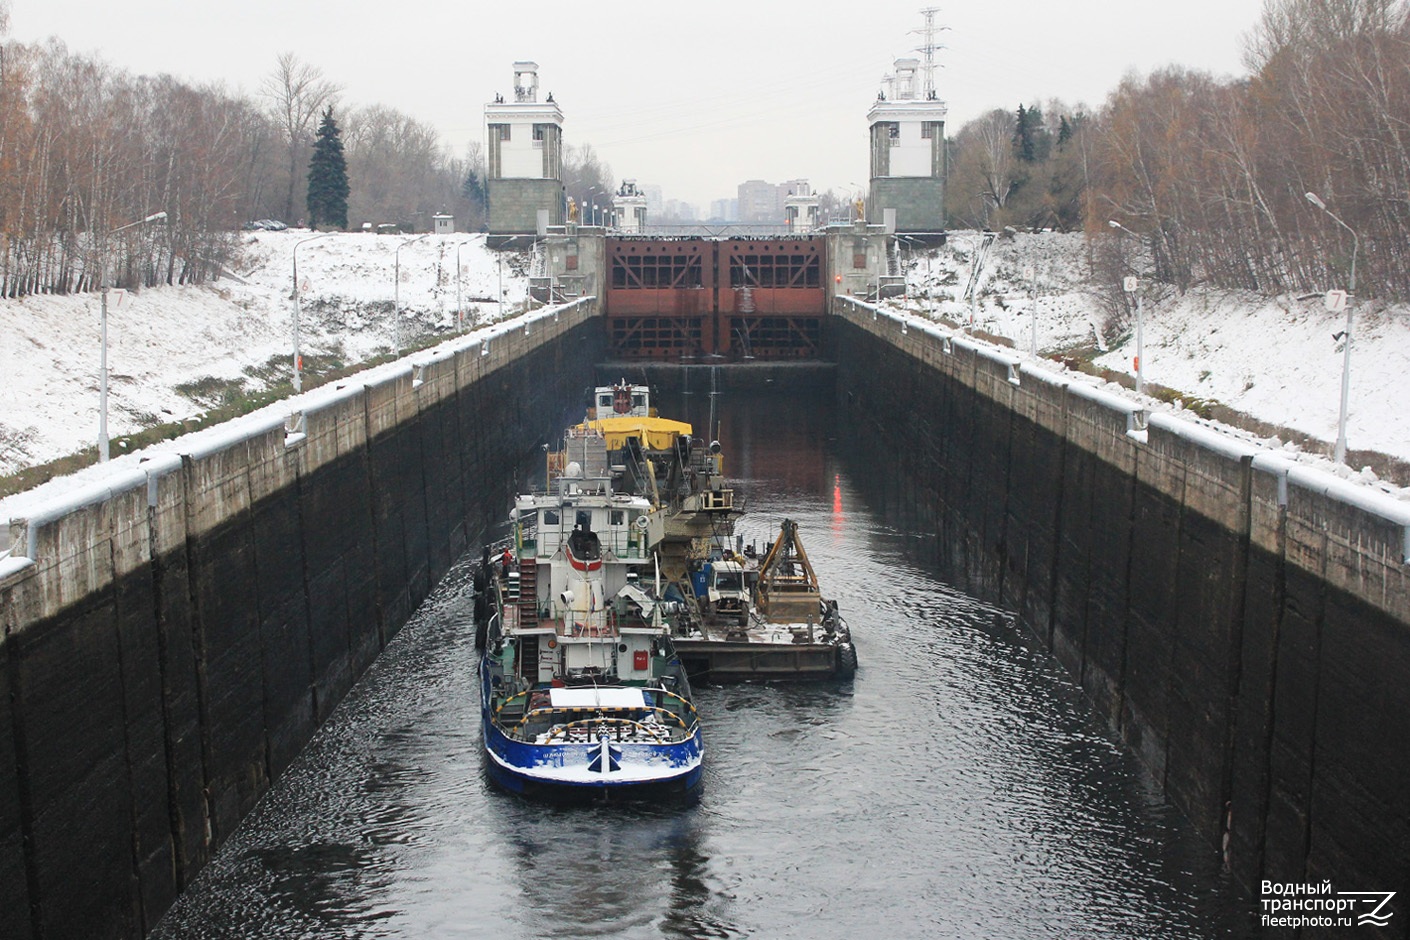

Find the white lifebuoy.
xmin=635 ymin=515 xmax=650 ymax=530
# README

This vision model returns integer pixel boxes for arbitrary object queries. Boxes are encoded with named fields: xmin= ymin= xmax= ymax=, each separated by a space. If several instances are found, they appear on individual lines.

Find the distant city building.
xmin=734 ymin=179 xmax=818 ymax=225
xmin=661 ymin=200 xmax=698 ymax=222
xmin=708 ymin=198 xmax=738 ymax=222
xmin=485 ymin=62 xmax=565 ymax=237
xmin=867 ymin=15 xmax=947 ymax=233
xmin=737 ymin=180 xmax=777 ymax=223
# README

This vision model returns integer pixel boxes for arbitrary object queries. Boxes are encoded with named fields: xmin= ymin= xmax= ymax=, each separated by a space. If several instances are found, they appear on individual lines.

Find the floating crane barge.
xmin=673 ymin=518 xmax=857 ymax=681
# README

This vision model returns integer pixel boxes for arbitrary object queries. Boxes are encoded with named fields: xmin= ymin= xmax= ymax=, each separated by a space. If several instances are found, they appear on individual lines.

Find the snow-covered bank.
xmin=1 ymin=228 xmax=1406 ymax=500
xmin=889 ymin=231 xmax=1410 ymax=474
xmin=0 ymin=231 xmax=531 ymax=475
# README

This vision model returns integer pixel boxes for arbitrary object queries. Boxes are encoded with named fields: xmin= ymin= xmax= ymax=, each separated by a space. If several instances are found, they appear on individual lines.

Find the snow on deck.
xmin=548 ymin=687 xmax=647 ymax=709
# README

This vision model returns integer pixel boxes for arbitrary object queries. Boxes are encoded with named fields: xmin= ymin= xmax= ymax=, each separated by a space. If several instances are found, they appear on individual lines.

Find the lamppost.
xmin=1023 ymin=265 xmax=1039 ymax=359
xmin=99 ymin=210 xmax=168 ymax=462
xmin=1108 ymin=220 xmax=1146 ymax=395
xmin=1305 ymin=191 xmax=1360 ymax=464
xmin=393 ymin=232 xmax=430 ymax=356
xmin=586 ymin=185 xmax=601 ymax=227
xmin=456 ymin=239 xmax=467 ymax=332
xmin=292 ymin=233 xmax=331 ymax=392
xmin=846 ymin=183 xmax=863 ymax=223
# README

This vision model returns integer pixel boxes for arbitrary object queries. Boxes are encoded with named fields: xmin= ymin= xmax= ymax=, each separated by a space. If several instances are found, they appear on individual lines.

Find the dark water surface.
xmin=151 ymin=389 xmax=1251 ymax=939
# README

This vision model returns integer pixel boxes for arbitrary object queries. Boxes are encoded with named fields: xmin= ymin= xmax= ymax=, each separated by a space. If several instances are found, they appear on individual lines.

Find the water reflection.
xmin=491 ymin=803 xmax=739 ymax=939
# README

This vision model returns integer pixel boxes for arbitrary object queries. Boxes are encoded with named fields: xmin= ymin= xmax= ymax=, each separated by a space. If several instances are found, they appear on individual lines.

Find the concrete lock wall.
xmin=0 ymin=300 xmax=603 ymax=940
xmin=830 ymin=298 xmax=1410 ymax=919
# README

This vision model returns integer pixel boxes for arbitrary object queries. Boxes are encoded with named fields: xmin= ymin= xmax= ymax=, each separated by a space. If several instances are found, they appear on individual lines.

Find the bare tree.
xmin=1082 ymin=0 xmax=1410 ymax=299
xmin=561 ymin=143 xmax=613 ymax=219
xmin=944 ymin=109 xmax=1018 ymax=228
xmin=262 ymin=52 xmax=339 ymax=223
xmin=1242 ymin=0 xmax=1405 ymax=69
xmin=342 ymin=103 xmax=460 ymax=229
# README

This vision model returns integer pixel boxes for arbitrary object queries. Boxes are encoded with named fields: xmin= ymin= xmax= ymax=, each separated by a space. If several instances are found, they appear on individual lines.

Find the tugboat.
xmin=477 ymin=423 xmax=703 ymax=800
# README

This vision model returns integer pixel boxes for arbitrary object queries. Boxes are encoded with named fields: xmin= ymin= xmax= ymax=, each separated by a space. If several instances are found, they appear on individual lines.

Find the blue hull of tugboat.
xmin=479 ymin=667 xmax=703 ymax=801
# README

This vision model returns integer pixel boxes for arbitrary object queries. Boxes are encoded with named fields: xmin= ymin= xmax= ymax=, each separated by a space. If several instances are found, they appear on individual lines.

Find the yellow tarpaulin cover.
xmin=580 ymin=416 xmax=692 ymax=452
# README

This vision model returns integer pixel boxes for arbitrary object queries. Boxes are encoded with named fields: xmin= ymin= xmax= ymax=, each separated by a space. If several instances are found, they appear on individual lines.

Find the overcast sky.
xmin=9 ymin=0 xmax=1266 ymax=209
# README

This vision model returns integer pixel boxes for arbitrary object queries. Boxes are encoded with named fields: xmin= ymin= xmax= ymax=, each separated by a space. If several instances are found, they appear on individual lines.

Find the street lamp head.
xmin=1305 ymin=191 xmax=1326 ymax=210
xmin=144 ymin=211 xmax=168 ymax=224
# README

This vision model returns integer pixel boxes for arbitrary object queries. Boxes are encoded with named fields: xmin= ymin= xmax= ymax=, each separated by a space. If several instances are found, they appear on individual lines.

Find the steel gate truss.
xmin=604 ymin=236 xmax=826 ymax=361
xmin=728 ymin=316 xmax=822 ymax=359
xmin=608 ymin=315 xmax=705 ymax=360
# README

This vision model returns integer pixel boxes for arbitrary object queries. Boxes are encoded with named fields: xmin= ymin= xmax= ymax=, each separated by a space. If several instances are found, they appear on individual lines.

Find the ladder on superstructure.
xmin=516 ymin=557 xmax=539 ymax=625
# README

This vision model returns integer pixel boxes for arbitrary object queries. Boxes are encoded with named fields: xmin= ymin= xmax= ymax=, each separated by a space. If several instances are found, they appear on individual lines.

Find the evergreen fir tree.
xmin=1013 ymin=104 xmax=1034 ymax=162
xmin=307 ymin=106 xmax=349 ymax=230
xmin=1013 ymin=104 xmax=1047 ymax=163
xmin=462 ymin=168 xmax=486 ymax=216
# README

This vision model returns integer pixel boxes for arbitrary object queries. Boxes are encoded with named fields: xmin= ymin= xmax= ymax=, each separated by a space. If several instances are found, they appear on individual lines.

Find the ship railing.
xmin=564 ymin=425 xmax=606 ymax=440
xmin=510 ymin=705 xmax=695 ymax=743
xmin=652 ymin=689 xmax=700 ymax=730
xmin=600 ymin=531 xmax=649 ymax=559
xmin=493 ymin=684 xmax=699 ymax=739
xmin=606 ymin=608 xmax=686 ymax=635
xmin=551 ymin=603 xmax=612 ymax=637
xmin=607 ymin=610 xmax=652 ymax=631
xmin=556 ymin=476 xmax=612 ymax=498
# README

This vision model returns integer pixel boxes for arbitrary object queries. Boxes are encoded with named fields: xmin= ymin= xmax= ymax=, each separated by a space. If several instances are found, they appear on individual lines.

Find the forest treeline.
xmin=0 ymin=5 xmax=611 ymax=300
xmin=945 ymin=0 xmax=1410 ymax=300
xmin=0 ymin=34 xmax=474 ymax=296
xmin=0 ymin=19 xmax=508 ymax=299
xmin=4 ymin=0 xmax=1405 ymax=302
